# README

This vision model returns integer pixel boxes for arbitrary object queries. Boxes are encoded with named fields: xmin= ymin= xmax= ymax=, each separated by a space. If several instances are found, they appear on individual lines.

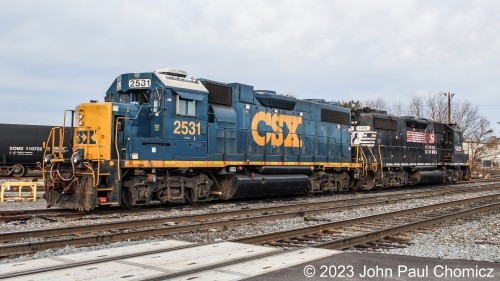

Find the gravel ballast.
xmin=382 ymin=212 xmax=500 ymax=263
xmin=1 ymin=182 xmax=499 ymax=264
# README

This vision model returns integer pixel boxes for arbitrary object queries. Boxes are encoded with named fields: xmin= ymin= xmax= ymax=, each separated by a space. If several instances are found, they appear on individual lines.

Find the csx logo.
xmin=251 ymin=112 xmax=302 ymax=147
xmin=76 ymin=130 xmax=96 ymax=144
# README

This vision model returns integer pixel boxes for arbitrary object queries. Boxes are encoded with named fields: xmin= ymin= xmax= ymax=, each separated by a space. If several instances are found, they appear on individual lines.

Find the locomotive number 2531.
xmin=173 ymin=120 xmax=201 ymax=135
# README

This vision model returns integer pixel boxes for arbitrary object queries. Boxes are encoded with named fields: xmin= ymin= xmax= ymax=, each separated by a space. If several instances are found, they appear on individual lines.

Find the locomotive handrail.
xmin=114 ymin=116 xmax=126 ymax=181
xmin=42 ymin=126 xmax=70 ymax=183
xmin=378 ymin=145 xmax=385 ymax=181
xmin=43 ymin=127 xmax=65 ymax=160
xmin=42 ymin=127 xmax=54 ymax=177
xmin=365 ymin=145 xmax=378 ymax=170
xmin=357 ymin=146 xmax=371 ymax=176
xmin=88 ymin=125 xmax=100 ymax=186
xmin=62 ymin=110 xmax=75 ymax=157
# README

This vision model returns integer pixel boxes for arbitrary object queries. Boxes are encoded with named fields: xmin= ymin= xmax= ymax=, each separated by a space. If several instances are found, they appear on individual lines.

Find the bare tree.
xmin=361 ymin=91 xmax=495 ymax=172
xmin=451 ymin=100 xmax=481 ymax=140
xmin=389 ymin=100 xmax=405 ymax=116
xmin=407 ymin=95 xmax=425 ymax=118
xmin=362 ymin=97 xmax=388 ymax=111
xmin=424 ymin=92 xmax=447 ymax=122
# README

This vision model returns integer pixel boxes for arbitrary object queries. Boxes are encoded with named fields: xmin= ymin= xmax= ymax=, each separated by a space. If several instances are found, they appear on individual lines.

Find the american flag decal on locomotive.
xmin=407 ymin=130 xmax=435 ymax=143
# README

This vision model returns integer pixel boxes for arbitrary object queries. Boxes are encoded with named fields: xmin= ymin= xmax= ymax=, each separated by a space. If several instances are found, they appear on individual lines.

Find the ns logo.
xmin=251 ymin=112 xmax=303 ymax=148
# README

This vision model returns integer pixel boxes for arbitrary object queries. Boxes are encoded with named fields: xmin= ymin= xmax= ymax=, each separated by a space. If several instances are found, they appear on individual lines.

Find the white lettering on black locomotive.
xmin=351 ymin=131 xmax=377 ymax=147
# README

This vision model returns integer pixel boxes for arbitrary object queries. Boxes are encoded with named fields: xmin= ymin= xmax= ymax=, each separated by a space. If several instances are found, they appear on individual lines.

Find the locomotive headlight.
xmin=44 ymin=154 xmax=53 ymax=165
xmin=78 ymin=112 xmax=84 ymax=126
xmin=72 ymin=153 xmax=83 ymax=165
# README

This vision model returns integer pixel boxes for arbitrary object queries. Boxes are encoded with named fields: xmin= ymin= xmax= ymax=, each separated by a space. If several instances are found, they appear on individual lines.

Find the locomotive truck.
xmin=42 ymin=68 xmax=469 ymax=211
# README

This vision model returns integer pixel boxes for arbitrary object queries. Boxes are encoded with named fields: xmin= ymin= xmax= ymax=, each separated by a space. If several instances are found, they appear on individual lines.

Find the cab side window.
xmin=177 ymin=96 xmax=196 ymax=116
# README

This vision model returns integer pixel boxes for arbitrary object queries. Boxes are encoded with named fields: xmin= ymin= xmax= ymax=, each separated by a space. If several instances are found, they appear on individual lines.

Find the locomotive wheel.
xmin=185 ymin=188 xmax=198 ymax=205
xmin=304 ymin=182 xmax=313 ymax=196
xmin=361 ymin=178 xmax=375 ymax=190
xmin=11 ymin=164 xmax=25 ymax=178
xmin=121 ymin=187 xmax=142 ymax=210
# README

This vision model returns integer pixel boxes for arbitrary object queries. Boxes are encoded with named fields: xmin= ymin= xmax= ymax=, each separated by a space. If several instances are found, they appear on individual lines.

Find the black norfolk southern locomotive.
xmin=350 ymin=108 xmax=469 ymax=190
xmin=42 ymin=68 xmax=469 ymax=211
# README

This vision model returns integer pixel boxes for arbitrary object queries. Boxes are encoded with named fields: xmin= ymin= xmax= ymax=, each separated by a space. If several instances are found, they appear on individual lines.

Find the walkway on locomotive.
xmin=61 ymin=69 xmax=361 ymax=172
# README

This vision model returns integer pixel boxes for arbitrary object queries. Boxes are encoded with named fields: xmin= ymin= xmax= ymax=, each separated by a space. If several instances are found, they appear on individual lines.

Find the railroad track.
xmin=0 ymin=205 xmax=172 ymax=222
xmin=1 ymin=193 xmax=500 ymax=280
xmin=232 ymin=193 xmax=500 ymax=251
xmin=0 ymin=181 xmax=496 ymax=222
xmin=1 ymin=183 xmax=500 ymax=257
xmin=0 ymin=208 xmax=84 ymax=222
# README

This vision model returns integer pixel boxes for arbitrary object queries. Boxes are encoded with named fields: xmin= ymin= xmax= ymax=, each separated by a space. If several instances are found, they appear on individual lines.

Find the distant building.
xmin=463 ymin=141 xmax=500 ymax=167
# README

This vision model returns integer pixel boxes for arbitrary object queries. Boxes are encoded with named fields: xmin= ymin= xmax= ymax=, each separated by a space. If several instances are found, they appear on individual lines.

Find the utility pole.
xmin=444 ymin=92 xmax=455 ymax=124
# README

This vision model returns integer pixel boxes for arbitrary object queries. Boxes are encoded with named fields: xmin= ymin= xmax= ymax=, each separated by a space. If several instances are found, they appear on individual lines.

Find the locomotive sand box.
xmin=41 ymin=68 xmax=469 ymax=211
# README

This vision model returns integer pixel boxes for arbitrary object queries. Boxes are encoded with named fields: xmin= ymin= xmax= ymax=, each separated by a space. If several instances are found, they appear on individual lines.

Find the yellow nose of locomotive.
xmin=74 ymin=102 xmax=113 ymax=161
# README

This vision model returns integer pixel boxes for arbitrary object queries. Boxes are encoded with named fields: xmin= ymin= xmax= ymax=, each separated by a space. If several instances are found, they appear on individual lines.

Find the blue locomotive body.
xmin=43 ymin=69 xmax=359 ymax=211
xmin=103 ymin=72 xmax=352 ymax=164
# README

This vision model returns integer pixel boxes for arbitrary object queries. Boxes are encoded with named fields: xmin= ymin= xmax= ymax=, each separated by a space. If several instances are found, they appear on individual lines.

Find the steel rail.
xmin=2 ymin=196 xmax=500 ymax=280
xmin=1 ymin=180 xmax=496 ymax=220
xmin=1 ymin=192 xmax=499 ymax=257
xmin=1 ymin=184 xmax=498 ymax=244
xmin=232 ymin=193 xmax=500 ymax=245
xmin=314 ymin=201 xmax=500 ymax=250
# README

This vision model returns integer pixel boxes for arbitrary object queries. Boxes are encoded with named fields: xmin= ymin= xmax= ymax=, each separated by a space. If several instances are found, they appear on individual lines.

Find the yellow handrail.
xmin=114 ymin=117 xmax=125 ymax=181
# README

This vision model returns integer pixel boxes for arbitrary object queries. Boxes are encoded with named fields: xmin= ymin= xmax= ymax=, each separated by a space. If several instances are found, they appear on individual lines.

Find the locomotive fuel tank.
xmin=218 ymin=173 xmax=309 ymax=200
xmin=410 ymin=170 xmax=445 ymax=185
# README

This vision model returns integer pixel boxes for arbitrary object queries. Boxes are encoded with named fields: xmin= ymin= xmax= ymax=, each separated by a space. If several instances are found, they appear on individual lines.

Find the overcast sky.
xmin=1 ymin=0 xmax=499 ymax=133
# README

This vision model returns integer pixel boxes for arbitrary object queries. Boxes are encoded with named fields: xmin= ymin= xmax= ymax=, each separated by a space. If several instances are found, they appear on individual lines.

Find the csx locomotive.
xmin=42 ymin=68 xmax=469 ymax=211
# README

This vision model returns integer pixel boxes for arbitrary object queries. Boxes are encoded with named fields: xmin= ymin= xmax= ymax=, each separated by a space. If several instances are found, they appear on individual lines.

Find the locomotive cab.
xmin=443 ymin=125 xmax=468 ymax=164
xmin=43 ymin=68 xmax=213 ymax=210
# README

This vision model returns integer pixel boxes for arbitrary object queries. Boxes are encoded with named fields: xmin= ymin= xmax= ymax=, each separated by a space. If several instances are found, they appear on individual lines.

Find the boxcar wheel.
xmin=11 ymin=164 xmax=25 ymax=177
